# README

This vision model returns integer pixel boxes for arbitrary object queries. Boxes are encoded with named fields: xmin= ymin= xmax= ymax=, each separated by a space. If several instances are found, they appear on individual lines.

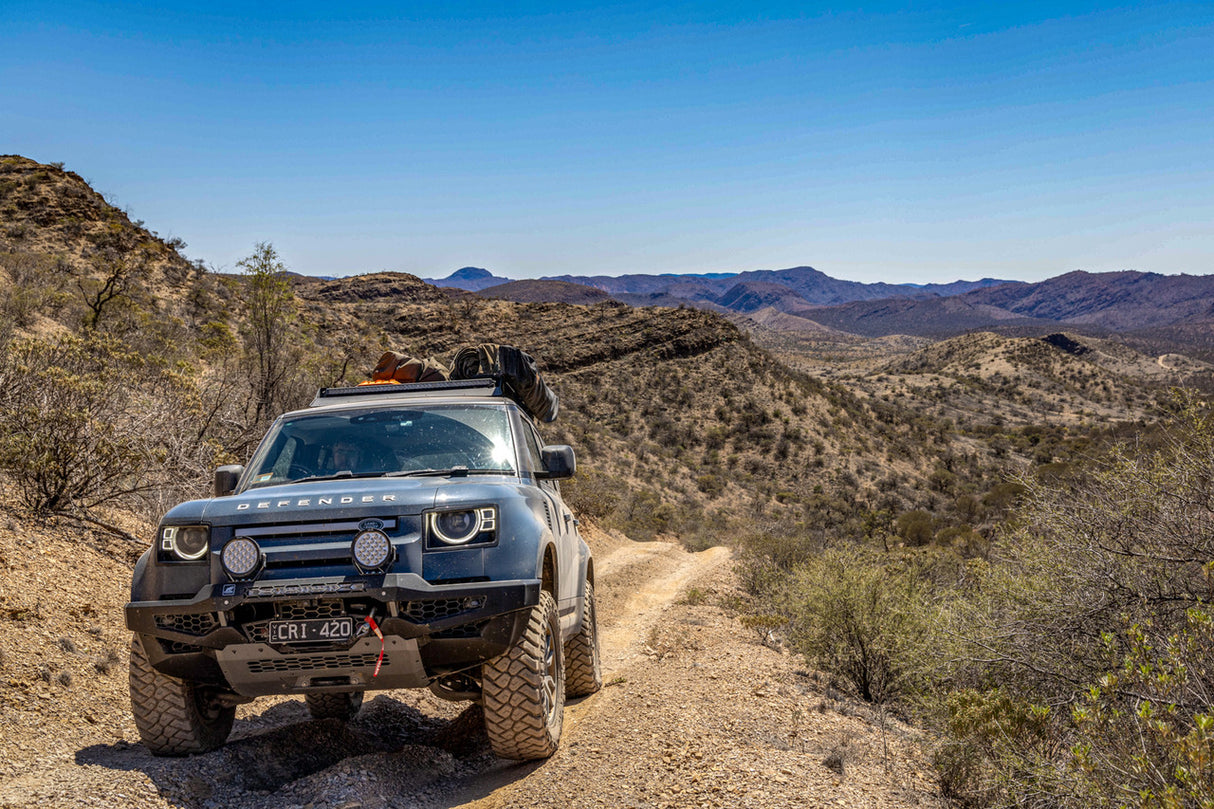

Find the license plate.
xmin=268 ymin=617 xmax=354 ymax=644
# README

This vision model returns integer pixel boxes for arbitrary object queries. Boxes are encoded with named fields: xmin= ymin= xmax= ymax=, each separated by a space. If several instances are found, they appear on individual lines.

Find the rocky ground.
xmin=0 ymin=510 xmax=942 ymax=808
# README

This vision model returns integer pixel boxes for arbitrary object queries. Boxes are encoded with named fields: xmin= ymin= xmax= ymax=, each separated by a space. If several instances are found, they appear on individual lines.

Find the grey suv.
xmin=125 ymin=376 xmax=601 ymax=759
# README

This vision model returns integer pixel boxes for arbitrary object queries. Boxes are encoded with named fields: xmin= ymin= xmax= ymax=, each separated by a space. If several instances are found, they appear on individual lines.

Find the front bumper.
xmin=125 ymin=572 xmax=541 ymax=695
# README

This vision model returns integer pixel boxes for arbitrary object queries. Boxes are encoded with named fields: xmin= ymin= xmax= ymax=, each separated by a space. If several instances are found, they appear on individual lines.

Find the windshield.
xmin=243 ymin=404 xmax=516 ymax=490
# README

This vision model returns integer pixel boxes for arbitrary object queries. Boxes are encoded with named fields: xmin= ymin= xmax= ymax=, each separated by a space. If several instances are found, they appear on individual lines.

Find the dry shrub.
xmin=0 ymin=250 xmax=70 ymax=333
xmin=0 ymin=332 xmax=221 ymax=518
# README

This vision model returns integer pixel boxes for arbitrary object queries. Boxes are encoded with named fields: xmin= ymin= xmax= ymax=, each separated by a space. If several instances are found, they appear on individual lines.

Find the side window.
xmin=529 ymin=425 xmax=560 ymax=494
xmin=519 ymin=422 xmax=544 ymax=473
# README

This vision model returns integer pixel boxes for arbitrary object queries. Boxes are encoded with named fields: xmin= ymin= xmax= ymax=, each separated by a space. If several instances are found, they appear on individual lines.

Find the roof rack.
xmin=311 ymin=378 xmax=496 ymax=406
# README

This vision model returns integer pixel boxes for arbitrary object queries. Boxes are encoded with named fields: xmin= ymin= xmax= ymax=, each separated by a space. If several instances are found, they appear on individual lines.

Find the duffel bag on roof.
xmin=450 ymin=344 xmax=559 ymax=423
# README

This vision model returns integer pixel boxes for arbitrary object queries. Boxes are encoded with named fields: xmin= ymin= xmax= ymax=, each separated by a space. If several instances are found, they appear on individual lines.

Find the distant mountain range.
xmin=426 ymin=265 xmax=1009 ymax=307
xmin=6 ymin=149 xmax=1208 ymax=373
xmin=424 ymin=265 xmax=1214 ymax=353
xmin=808 ymin=270 xmax=1214 ymax=339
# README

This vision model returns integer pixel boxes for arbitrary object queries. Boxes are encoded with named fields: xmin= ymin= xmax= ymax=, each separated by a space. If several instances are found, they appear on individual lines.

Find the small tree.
xmin=236 ymin=242 xmax=298 ymax=427
xmin=75 ymin=247 xmax=153 ymax=330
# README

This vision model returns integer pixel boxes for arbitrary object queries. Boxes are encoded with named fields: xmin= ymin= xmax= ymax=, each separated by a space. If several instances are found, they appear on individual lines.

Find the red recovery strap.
xmin=366 ymin=615 xmax=385 ymax=678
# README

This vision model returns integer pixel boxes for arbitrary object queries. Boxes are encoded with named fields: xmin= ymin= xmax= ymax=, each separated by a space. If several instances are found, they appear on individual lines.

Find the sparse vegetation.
xmin=3 ymin=155 xmax=1214 ymax=806
xmin=739 ymin=398 xmax=1214 ymax=807
xmin=0 ymin=333 xmax=222 ymax=518
xmin=93 ymin=649 xmax=121 ymax=675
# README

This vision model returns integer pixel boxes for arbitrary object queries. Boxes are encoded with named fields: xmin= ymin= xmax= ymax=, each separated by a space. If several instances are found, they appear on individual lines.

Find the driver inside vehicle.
xmin=327 ymin=440 xmax=368 ymax=474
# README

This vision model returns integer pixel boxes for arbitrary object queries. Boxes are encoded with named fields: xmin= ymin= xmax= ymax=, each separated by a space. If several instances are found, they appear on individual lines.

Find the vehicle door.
xmin=517 ymin=414 xmax=578 ymax=623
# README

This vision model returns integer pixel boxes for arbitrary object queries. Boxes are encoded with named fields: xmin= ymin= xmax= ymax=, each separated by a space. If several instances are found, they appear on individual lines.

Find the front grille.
xmin=432 ymin=620 xmax=488 ymax=640
xmin=154 ymin=613 xmax=218 ymax=636
xmin=404 ymin=598 xmax=476 ymax=622
xmin=234 ymin=518 xmax=401 ymax=571
xmin=246 ymin=653 xmax=386 ymax=674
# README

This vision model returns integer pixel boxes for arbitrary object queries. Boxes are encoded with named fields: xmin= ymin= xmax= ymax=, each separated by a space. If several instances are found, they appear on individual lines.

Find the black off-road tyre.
xmin=128 ymin=635 xmax=235 ymax=756
xmin=482 ymin=590 xmax=564 ymax=760
xmin=564 ymin=581 xmax=602 ymax=697
xmin=305 ymin=691 xmax=364 ymax=721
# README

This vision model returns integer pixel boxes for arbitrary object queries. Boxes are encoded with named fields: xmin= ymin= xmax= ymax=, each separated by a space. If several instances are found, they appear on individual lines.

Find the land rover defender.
xmin=125 ymin=372 xmax=600 ymax=759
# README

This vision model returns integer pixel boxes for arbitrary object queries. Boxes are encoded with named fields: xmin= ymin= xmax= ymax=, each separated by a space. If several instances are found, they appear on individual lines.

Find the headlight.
xmin=429 ymin=507 xmax=497 ymax=546
xmin=351 ymin=529 xmax=394 ymax=571
xmin=221 ymin=537 xmax=262 ymax=579
xmin=159 ymin=525 xmax=210 ymax=561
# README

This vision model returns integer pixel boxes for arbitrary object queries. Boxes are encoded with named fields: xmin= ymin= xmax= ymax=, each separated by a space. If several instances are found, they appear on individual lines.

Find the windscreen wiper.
xmin=287 ymin=470 xmax=385 ymax=485
xmin=385 ymin=467 xmax=509 ymax=478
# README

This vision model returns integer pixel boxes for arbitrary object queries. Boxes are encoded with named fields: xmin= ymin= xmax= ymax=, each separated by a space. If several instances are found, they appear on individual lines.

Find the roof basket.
xmin=314 ymin=345 xmax=559 ymax=422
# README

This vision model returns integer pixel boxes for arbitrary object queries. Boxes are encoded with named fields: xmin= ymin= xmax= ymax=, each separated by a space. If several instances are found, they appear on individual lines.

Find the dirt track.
xmin=0 ymin=519 xmax=941 ymax=808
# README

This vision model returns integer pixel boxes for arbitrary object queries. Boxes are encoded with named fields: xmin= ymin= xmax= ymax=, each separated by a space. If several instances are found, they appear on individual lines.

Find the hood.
xmin=161 ymin=475 xmax=523 ymax=527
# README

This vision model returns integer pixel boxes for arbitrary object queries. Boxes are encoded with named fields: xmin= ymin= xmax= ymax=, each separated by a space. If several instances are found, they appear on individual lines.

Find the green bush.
xmin=896 ymin=509 xmax=935 ymax=546
xmin=933 ymin=688 xmax=1057 ymax=807
xmin=935 ymin=611 xmax=1214 ymax=809
xmin=1068 ymin=611 xmax=1214 ymax=808
xmin=934 ymin=399 xmax=1214 ymax=806
xmin=956 ymin=401 xmax=1214 ymax=700
xmin=778 ymin=546 xmax=939 ymax=705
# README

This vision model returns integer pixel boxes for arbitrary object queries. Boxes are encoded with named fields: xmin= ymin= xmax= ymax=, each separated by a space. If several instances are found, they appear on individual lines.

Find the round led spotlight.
xmin=221 ymin=537 xmax=261 ymax=579
xmin=352 ymin=530 xmax=393 ymax=571
xmin=431 ymin=510 xmax=481 ymax=545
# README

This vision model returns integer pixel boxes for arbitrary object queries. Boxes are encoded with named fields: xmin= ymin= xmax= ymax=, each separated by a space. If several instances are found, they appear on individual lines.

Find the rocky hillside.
xmin=1 ymin=156 xmax=994 ymax=550
xmin=477 ymin=279 xmax=611 ymax=305
xmin=871 ymin=330 xmax=1210 ymax=427
xmin=0 ymin=156 xmax=190 ymax=274
xmin=0 ymin=155 xmax=238 ymax=354
xmin=289 ymin=273 xmax=961 ymax=543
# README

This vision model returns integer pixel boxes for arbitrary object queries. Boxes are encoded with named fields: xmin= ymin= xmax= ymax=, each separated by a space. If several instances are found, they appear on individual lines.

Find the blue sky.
xmin=4 ymin=1 xmax=1212 ymax=283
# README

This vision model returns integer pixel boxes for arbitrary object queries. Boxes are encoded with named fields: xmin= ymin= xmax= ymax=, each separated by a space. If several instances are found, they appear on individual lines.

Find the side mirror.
xmin=539 ymin=445 xmax=576 ymax=480
xmin=214 ymin=465 xmax=244 ymax=497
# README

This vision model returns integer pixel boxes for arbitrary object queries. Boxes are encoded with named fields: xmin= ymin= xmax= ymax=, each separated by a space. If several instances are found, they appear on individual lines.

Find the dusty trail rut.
xmin=595 ymin=541 xmax=731 ymax=678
